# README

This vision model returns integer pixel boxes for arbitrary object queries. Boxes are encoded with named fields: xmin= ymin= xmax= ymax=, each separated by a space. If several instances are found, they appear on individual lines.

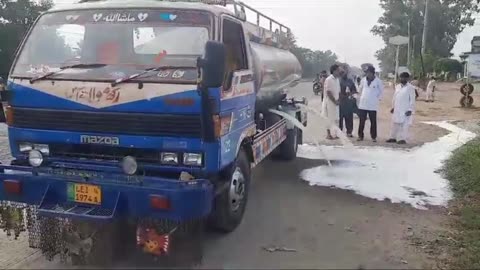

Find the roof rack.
xmin=224 ymin=0 xmax=292 ymax=49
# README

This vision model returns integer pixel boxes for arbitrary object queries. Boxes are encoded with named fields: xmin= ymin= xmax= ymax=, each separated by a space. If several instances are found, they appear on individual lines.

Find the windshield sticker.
xmin=157 ymin=71 xmax=170 ymax=78
xmin=66 ymin=86 xmax=121 ymax=104
xmin=42 ymin=10 xmax=210 ymax=26
xmin=95 ymin=13 xmax=136 ymax=22
xmin=138 ymin=13 xmax=149 ymax=22
xmin=160 ymin=13 xmax=177 ymax=22
xmin=27 ymin=65 xmax=54 ymax=75
xmin=172 ymin=70 xmax=185 ymax=79
xmin=93 ymin=13 xmax=103 ymax=22
xmin=65 ymin=15 xmax=79 ymax=22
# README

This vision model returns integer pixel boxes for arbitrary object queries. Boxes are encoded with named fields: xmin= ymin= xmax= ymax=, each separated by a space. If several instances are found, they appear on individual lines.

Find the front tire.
xmin=209 ymin=149 xmax=251 ymax=233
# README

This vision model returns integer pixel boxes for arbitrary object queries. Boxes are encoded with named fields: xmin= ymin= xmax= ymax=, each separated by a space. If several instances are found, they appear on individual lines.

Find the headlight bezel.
xmin=183 ymin=152 xmax=203 ymax=167
xmin=160 ymin=152 xmax=179 ymax=165
xmin=19 ymin=142 xmax=49 ymax=155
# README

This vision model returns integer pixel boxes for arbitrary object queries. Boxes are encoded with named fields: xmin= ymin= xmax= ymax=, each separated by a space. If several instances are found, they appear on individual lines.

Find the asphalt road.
xmin=2 ymin=82 xmax=446 ymax=269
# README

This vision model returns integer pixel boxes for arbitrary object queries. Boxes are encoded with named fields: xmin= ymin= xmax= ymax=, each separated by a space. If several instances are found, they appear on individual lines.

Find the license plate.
xmin=67 ymin=183 xmax=102 ymax=205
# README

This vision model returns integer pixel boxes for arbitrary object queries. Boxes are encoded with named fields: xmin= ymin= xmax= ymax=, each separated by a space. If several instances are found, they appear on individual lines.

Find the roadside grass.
xmin=443 ymin=138 xmax=480 ymax=269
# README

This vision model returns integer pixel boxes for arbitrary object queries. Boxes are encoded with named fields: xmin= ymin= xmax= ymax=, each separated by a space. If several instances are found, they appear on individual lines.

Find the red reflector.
xmin=4 ymin=180 xmax=22 ymax=194
xmin=150 ymin=195 xmax=170 ymax=210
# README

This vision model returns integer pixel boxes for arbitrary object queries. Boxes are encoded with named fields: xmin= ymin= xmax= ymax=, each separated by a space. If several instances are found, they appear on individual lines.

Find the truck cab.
xmin=0 ymin=0 xmax=305 ymax=264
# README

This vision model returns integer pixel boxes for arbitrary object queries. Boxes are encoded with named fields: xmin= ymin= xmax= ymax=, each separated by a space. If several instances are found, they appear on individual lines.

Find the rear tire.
xmin=209 ymin=149 xmax=251 ymax=233
xmin=278 ymin=127 xmax=299 ymax=161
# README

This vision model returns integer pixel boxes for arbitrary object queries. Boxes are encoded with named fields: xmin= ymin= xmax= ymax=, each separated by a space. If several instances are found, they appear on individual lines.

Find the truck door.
xmin=219 ymin=17 xmax=256 ymax=168
xmin=220 ymin=17 xmax=252 ymax=99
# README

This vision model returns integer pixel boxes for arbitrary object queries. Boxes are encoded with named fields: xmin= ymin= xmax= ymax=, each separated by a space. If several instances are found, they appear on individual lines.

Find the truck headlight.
xmin=34 ymin=144 xmax=49 ymax=155
xmin=183 ymin=153 xmax=202 ymax=166
xmin=121 ymin=156 xmax=137 ymax=175
xmin=19 ymin=143 xmax=33 ymax=152
xmin=28 ymin=150 xmax=43 ymax=167
xmin=161 ymin=152 xmax=178 ymax=165
xmin=19 ymin=143 xmax=49 ymax=155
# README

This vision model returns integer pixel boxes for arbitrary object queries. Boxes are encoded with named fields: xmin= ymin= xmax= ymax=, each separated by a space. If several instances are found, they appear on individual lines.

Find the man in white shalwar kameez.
xmin=322 ymin=64 xmax=343 ymax=139
xmin=425 ymin=76 xmax=437 ymax=102
xmin=386 ymin=72 xmax=416 ymax=145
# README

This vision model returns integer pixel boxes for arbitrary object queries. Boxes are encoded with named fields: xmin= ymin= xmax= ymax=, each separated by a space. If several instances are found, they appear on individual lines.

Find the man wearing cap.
xmin=357 ymin=66 xmax=383 ymax=142
xmin=386 ymin=72 xmax=416 ymax=145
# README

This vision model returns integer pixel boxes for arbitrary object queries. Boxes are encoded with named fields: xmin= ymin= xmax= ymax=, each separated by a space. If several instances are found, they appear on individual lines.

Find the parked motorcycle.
xmin=313 ymin=82 xmax=321 ymax=95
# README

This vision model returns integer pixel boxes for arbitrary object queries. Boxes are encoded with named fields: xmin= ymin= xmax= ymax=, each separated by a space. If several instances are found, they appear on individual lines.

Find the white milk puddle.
xmin=298 ymin=121 xmax=476 ymax=209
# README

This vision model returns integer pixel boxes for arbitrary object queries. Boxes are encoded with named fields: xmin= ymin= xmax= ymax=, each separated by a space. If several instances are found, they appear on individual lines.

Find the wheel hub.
xmin=229 ymin=167 xmax=245 ymax=212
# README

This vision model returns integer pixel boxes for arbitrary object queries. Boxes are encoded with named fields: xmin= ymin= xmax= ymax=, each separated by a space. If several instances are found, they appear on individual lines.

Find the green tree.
xmin=287 ymin=31 xmax=338 ymax=77
xmin=434 ymin=58 xmax=463 ymax=74
xmin=410 ymin=52 xmax=439 ymax=76
xmin=372 ymin=0 xmax=477 ymax=73
xmin=0 ymin=0 xmax=53 ymax=78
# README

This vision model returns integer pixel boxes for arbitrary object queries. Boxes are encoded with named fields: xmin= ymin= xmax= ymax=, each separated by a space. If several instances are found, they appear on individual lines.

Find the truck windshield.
xmin=10 ymin=9 xmax=212 ymax=82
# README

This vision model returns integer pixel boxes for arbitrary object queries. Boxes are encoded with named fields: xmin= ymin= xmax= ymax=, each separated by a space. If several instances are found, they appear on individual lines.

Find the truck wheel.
xmin=209 ymin=149 xmax=250 ymax=233
xmin=278 ymin=127 xmax=298 ymax=161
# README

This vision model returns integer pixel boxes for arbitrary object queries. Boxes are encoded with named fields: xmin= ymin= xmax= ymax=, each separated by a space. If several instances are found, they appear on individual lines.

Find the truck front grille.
xmin=10 ymin=107 xmax=202 ymax=137
xmin=50 ymin=144 xmax=160 ymax=163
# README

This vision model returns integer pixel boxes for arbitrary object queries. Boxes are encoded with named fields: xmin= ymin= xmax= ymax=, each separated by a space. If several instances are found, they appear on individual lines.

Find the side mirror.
xmin=198 ymin=41 xmax=226 ymax=88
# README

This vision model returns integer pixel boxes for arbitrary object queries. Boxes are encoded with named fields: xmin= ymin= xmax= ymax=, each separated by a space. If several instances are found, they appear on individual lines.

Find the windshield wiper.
xmin=111 ymin=66 xmax=193 ymax=87
xmin=29 ymin=63 xmax=107 ymax=84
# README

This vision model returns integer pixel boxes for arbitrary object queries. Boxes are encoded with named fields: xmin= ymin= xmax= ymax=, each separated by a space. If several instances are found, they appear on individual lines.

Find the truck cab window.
xmin=222 ymin=18 xmax=247 ymax=89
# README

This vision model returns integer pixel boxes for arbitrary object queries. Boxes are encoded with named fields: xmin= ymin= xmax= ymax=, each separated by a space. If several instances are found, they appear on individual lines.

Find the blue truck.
xmin=0 ymin=0 xmax=306 ymax=264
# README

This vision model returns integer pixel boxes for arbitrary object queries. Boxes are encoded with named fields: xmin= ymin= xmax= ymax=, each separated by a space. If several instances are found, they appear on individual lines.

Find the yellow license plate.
xmin=67 ymin=183 xmax=101 ymax=205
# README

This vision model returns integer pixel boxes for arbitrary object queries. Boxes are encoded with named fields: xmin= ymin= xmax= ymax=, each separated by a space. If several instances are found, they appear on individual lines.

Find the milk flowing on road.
xmin=269 ymin=104 xmax=354 ymax=167
xmin=298 ymin=121 xmax=476 ymax=209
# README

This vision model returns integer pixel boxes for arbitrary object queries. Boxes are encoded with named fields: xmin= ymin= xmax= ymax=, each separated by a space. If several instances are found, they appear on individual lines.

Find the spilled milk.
xmin=269 ymin=103 xmax=353 ymax=168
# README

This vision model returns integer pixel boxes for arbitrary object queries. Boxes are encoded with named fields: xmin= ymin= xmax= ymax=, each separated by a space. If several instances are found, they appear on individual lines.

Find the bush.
xmin=442 ymin=138 xmax=480 ymax=269
xmin=443 ymin=138 xmax=480 ymax=197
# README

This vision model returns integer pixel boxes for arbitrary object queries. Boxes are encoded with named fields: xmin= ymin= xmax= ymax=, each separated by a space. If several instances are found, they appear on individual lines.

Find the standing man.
xmin=357 ymin=66 xmax=383 ymax=142
xmin=410 ymin=76 xmax=420 ymax=100
xmin=339 ymin=67 xmax=357 ymax=137
xmin=425 ymin=76 xmax=436 ymax=102
xmin=386 ymin=72 xmax=416 ymax=145
xmin=322 ymin=64 xmax=342 ymax=140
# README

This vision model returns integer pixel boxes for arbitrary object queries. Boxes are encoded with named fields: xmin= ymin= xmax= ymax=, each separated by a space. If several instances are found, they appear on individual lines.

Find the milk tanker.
xmin=250 ymin=42 xmax=303 ymax=110
xmin=0 ymin=0 xmax=307 ymax=265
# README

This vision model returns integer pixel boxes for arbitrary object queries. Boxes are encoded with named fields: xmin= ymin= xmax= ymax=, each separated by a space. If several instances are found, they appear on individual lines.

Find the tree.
xmin=410 ymin=52 xmax=439 ymax=76
xmin=434 ymin=57 xmax=463 ymax=81
xmin=434 ymin=58 xmax=463 ymax=74
xmin=372 ymin=0 xmax=477 ymax=74
xmin=290 ymin=46 xmax=338 ymax=78
xmin=0 ymin=0 xmax=53 ymax=78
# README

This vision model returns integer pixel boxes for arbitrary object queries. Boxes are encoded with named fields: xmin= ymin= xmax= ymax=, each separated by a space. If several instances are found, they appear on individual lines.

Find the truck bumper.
xmin=0 ymin=165 xmax=213 ymax=222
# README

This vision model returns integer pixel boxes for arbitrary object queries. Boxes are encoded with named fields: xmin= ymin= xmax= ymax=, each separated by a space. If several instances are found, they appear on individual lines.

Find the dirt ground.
xmin=1 ymin=81 xmax=479 ymax=269
xmin=301 ymin=80 xmax=480 ymax=269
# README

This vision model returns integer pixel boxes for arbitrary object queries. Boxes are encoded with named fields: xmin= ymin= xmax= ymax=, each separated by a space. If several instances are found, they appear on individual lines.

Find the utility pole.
xmin=407 ymin=19 xmax=411 ymax=66
xmin=395 ymin=45 xmax=400 ymax=86
xmin=412 ymin=35 xmax=416 ymax=61
xmin=421 ymin=0 xmax=429 ymax=55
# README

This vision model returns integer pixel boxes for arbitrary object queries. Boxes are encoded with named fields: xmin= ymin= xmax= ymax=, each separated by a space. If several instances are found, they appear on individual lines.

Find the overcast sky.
xmin=53 ymin=0 xmax=477 ymax=69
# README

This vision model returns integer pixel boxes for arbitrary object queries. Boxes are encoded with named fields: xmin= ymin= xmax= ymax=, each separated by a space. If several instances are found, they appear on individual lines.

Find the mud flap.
xmin=135 ymin=219 xmax=204 ymax=267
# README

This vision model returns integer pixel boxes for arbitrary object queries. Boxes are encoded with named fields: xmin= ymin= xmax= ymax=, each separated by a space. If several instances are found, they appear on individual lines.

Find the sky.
xmin=52 ymin=0 xmax=478 ymax=69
